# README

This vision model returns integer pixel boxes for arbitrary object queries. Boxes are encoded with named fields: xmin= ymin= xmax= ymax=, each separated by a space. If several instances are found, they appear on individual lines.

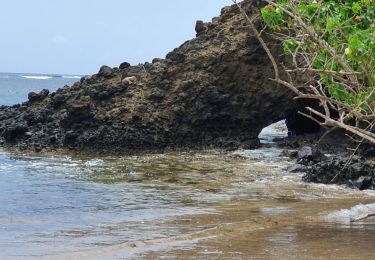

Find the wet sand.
xmin=55 ymin=193 xmax=375 ymax=259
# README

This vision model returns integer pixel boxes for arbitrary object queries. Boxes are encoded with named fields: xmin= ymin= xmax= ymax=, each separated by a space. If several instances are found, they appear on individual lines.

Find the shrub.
xmin=258 ymin=0 xmax=375 ymax=143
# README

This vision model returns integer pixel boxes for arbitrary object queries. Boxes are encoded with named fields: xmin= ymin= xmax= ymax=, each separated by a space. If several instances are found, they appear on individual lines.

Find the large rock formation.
xmin=0 ymin=1 xmax=303 ymax=151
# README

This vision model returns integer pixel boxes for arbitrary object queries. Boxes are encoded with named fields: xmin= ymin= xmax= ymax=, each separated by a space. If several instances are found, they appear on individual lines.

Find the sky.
xmin=0 ymin=0 xmax=231 ymax=75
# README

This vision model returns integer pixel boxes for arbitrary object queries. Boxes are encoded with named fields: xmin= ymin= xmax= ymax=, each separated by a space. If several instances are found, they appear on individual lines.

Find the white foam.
xmin=21 ymin=75 xmax=52 ymax=80
xmin=231 ymin=147 xmax=283 ymax=160
xmin=364 ymin=190 xmax=375 ymax=197
xmin=62 ymin=75 xmax=81 ymax=79
xmin=326 ymin=203 xmax=375 ymax=223
xmin=84 ymin=159 xmax=104 ymax=167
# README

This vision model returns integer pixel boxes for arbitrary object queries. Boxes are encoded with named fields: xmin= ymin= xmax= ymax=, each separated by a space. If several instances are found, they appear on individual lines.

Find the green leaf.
xmin=352 ymin=3 xmax=362 ymax=14
xmin=282 ymin=39 xmax=299 ymax=54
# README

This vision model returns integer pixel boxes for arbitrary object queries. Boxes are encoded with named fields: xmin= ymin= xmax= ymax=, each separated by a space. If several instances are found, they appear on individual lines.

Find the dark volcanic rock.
xmin=278 ymin=129 xmax=375 ymax=190
xmin=98 ymin=65 xmax=113 ymax=78
xmin=297 ymin=146 xmax=313 ymax=160
xmin=119 ymin=62 xmax=131 ymax=70
xmin=303 ymin=157 xmax=375 ymax=190
xmin=284 ymin=164 xmax=309 ymax=173
xmin=0 ymin=0 xmax=305 ymax=151
xmin=195 ymin=20 xmax=206 ymax=35
xmin=3 ymin=122 xmax=28 ymax=142
xmin=280 ymin=149 xmax=298 ymax=159
xmin=28 ymin=89 xmax=49 ymax=102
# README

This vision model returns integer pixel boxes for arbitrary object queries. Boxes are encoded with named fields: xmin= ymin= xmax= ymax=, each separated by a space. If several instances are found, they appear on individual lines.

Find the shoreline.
xmin=1 ymin=130 xmax=375 ymax=258
xmin=48 ymin=196 xmax=375 ymax=259
xmin=0 ymin=0 xmax=373 ymax=190
xmin=1 ymin=130 xmax=374 ymax=191
xmin=276 ymin=130 xmax=375 ymax=190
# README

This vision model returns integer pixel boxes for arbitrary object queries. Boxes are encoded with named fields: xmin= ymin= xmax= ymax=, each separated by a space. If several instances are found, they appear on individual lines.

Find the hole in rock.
xmin=285 ymin=110 xmax=322 ymax=136
xmin=258 ymin=120 xmax=288 ymax=144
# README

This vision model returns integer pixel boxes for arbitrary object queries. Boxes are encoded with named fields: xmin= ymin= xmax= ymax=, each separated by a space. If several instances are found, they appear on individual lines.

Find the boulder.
xmin=98 ymin=65 xmax=113 ymax=78
xmin=28 ymin=89 xmax=49 ymax=102
xmin=195 ymin=20 xmax=206 ymax=34
xmin=297 ymin=146 xmax=313 ymax=160
xmin=119 ymin=62 xmax=131 ymax=70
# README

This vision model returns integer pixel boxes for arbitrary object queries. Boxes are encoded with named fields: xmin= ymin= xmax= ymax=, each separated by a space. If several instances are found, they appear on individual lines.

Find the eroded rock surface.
xmin=0 ymin=1 xmax=300 ymax=151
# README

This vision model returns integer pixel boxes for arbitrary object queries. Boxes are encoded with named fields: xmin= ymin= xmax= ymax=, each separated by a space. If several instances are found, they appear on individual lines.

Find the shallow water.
xmin=1 ymin=111 xmax=375 ymax=259
xmin=1 ymin=145 xmax=375 ymax=259
xmin=0 ymin=149 xmax=228 ymax=258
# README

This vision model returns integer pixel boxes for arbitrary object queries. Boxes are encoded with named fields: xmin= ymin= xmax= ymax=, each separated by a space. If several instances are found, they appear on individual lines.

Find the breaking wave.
xmin=20 ymin=75 xmax=53 ymax=80
xmin=62 ymin=75 xmax=81 ymax=79
xmin=326 ymin=203 xmax=375 ymax=223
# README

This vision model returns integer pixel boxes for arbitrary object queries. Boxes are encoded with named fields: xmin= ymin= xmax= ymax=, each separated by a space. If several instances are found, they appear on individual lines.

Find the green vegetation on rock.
xmin=260 ymin=0 xmax=375 ymax=142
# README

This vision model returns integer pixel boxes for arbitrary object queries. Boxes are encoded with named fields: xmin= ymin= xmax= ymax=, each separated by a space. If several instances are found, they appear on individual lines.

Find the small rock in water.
xmin=280 ymin=149 xmax=298 ymax=159
xmin=349 ymin=176 xmax=373 ymax=190
xmin=284 ymin=164 xmax=308 ymax=173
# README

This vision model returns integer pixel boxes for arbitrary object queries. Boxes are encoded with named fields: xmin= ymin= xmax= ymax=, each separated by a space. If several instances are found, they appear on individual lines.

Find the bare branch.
xmin=233 ymin=0 xmax=375 ymax=145
xmin=306 ymin=108 xmax=375 ymax=144
xmin=232 ymin=0 xmax=280 ymax=80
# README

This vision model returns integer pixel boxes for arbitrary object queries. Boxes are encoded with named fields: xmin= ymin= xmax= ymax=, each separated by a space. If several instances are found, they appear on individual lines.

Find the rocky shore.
xmin=279 ymin=130 xmax=375 ymax=190
xmin=0 ymin=0 xmax=373 ymax=190
xmin=0 ymin=1 xmax=301 ymax=152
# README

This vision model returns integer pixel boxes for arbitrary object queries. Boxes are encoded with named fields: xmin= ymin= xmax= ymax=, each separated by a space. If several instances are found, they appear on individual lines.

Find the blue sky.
xmin=0 ymin=0 xmax=231 ymax=75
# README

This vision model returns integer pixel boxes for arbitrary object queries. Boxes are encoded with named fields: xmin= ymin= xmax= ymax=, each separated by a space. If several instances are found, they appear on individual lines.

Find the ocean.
xmin=0 ymin=72 xmax=80 ymax=106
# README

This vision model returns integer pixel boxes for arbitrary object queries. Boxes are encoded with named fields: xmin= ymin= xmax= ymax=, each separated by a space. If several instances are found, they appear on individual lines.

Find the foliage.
xmin=259 ymin=0 xmax=375 ymax=143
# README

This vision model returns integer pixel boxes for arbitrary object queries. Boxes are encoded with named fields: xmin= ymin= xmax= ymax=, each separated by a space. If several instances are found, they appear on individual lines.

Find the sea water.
xmin=0 ymin=72 xmax=79 ymax=106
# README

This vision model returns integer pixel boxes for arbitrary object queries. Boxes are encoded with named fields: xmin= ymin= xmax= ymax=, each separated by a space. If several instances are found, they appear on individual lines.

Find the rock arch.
xmin=0 ymin=1 xmax=316 ymax=151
